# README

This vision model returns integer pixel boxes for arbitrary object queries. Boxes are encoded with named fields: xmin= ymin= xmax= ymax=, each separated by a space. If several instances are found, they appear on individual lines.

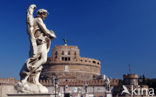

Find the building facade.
xmin=0 ymin=78 xmax=17 ymax=97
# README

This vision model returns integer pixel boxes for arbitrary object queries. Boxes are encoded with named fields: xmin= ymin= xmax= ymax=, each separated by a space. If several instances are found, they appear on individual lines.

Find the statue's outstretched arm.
xmin=27 ymin=4 xmax=36 ymax=35
xmin=37 ymin=18 xmax=56 ymax=39
xmin=26 ymin=4 xmax=38 ymax=57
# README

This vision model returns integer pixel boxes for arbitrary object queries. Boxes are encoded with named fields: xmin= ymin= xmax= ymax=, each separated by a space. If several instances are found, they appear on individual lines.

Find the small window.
xmin=68 ymin=51 xmax=70 ymax=55
xmin=55 ymin=51 xmax=58 ymax=55
xmin=93 ymin=61 xmax=96 ymax=64
xmin=62 ymin=51 xmax=64 ymax=55
xmin=68 ymin=57 xmax=70 ymax=61
xmin=74 ymin=52 xmax=77 ymax=59
xmin=62 ymin=57 xmax=70 ymax=61
xmin=65 ymin=57 xmax=68 ymax=61
xmin=62 ymin=57 xmax=65 ymax=61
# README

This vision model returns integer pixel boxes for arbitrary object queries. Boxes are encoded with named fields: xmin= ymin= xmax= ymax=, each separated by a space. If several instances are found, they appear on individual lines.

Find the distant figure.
xmin=15 ymin=4 xmax=56 ymax=93
xmin=105 ymin=77 xmax=111 ymax=91
xmin=63 ymin=39 xmax=67 ymax=46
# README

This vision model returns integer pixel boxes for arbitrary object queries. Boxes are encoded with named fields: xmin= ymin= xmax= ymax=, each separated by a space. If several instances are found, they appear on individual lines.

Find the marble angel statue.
xmin=15 ymin=4 xmax=56 ymax=93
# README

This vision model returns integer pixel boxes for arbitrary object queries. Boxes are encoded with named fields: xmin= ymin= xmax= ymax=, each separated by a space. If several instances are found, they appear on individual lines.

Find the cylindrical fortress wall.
xmin=41 ymin=45 xmax=101 ymax=81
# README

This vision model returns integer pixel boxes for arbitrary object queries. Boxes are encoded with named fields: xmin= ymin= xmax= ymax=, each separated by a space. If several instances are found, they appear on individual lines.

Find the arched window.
xmin=68 ymin=51 xmax=70 ymax=55
xmin=62 ymin=51 xmax=64 ymax=55
xmin=74 ymin=51 xmax=76 ymax=55
xmin=55 ymin=51 xmax=58 ymax=55
xmin=92 ymin=61 xmax=96 ymax=64
xmin=74 ymin=51 xmax=77 ymax=59
xmin=55 ymin=51 xmax=58 ymax=59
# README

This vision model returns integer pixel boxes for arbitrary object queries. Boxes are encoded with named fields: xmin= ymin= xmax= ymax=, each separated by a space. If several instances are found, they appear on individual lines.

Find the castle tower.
xmin=40 ymin=45 xmax=101 ymax=81
xmin=123 ymin=74 xmax=139 ymax=85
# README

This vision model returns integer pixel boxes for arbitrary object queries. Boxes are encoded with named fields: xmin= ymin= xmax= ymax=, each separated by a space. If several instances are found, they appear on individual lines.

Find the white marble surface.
xmin=15 ymin=4 xmax=56 ymax=94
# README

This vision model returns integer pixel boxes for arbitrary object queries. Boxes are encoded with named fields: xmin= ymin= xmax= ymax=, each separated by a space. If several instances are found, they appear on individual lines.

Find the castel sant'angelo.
xmin=38 ymin=42 xmax=117 ymax=97
xmin=40 ymin=43 xmax=101 ymax=81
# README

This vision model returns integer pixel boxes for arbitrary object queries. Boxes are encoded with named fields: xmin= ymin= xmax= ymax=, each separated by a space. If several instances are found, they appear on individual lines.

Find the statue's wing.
xmin=26 ymin=4 xmax=36 ymax=35
xmin=26 ymin=4 xmax=38 ymax=62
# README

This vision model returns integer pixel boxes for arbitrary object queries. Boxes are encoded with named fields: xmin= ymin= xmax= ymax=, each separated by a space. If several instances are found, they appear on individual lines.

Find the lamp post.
xmin=139 ymin=77 xmax=143 ymax=85
xmin=52 ymin=75 xmax=58 ymax=97
xmin=93 ymin=86 xmax=95 ymax=97
xmin=85 ymin=83 xmax=88 ymax=97
xmin=64 ymin=79 xmax=68 ymax=97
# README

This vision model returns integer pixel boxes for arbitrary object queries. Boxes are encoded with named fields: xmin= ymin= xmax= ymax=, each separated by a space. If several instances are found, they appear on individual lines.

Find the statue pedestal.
xmin=105 ymin=91 xmax=112 ymax=97
xmin=7 ymin=94 xmax=53 ymax=97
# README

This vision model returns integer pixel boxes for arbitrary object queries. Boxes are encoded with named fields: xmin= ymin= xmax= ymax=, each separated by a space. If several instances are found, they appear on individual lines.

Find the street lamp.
xmin=52 ymin=75 xmax=58 ymax=97
xmin=64 ymin=79 xmax=68 ymax=97
xmin=85 ymin=83 xmax=88 ymax=97
xmin=139 ymin=77 xmax=143 ymax=85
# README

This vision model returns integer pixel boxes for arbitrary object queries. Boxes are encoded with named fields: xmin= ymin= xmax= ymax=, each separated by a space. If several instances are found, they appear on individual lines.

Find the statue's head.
xmin=36 ymin=9 xmax=48 ymax=20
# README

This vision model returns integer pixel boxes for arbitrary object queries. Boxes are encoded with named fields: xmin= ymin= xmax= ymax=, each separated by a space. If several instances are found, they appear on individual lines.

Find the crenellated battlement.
xmin=0 ymin=77 xmax=18 ymax=85
xmin=39 ymin=79 xmax=119 ymax=86
xmin=40 ymin=79 xmax=105 ymax=86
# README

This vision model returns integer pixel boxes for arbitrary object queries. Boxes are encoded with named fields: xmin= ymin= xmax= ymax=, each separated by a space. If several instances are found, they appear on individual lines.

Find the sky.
xmin=0 ymin=0 xmax=156 ymax=79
